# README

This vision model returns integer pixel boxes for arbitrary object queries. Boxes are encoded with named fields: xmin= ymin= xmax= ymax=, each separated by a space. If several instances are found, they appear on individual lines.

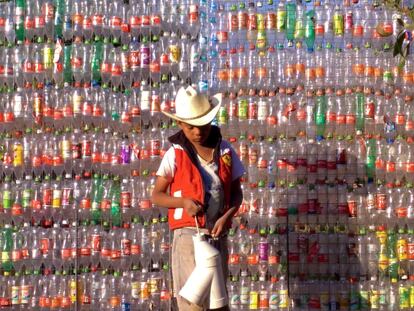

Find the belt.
xmin=175 ymin=227 xmax=210 ymax=235
xmin=174 ymin=227 xmax=228 ymax=239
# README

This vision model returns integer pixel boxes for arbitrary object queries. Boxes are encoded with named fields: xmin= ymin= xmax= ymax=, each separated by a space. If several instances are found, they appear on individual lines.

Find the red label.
xmin=111 ymin=249 xmax=121 ymax=259
xmin=131 ymin=244 xmax=141 ymax=255
xmin=267 ymin=115 xmax=278 ymax=125
xmin=111 ymin=16 xmax=122 ymax=27
xmin=327 ymin=111 xmax=337 ymax=122
xmin=130 ymin=16 xmax=141 ymax=27
xmin=228 ymin=254 xmax=240 ymax=265
xmin=71 ymin=57 xmax=83 ymax=68
xmin=348 ymin=201 xmax=357 ymax=217
xmin=43 ymin=189 xmax=52 ymax=205
xmin=140 ymin=199 xmax=151 ymax=210
xmin=365 ymin=102 xmax=375 ymax=118
xmin=61 ymin=248 xmax=71 ymax=259
xmin=396 ymin=207 xmax=407 ymax=218
xmin=80 ymin=247 xmax=91 ymax=257
xmin=336 ymin=114 xmax=346 ymax=124
xmin=101 ymin=62 xmax=111 ymax=73
xmin=40 ymin=238 xmax=50 ymax=255
xmin=408 ymin=243 xmax=414 ymax=260
xmin=81 ymin=198 xmax=91 ymax=209
xmin=247 ymin=254 xmax=259 ymax=265
xmin=406 ymin=162 xmax=414 ymax=173
xmin=376 ymin=193 xmax=387 ymax=210
xmin=120 ymin=192 xmax=131 ymax=208
xmin=101 ymin=199 xmax=111 ymax=210
xmin=386 ymin=161 xmax=396 ymax=172
xmin=151 ymin=15 xmax=161 ymax=25
xmin=346 ymin=114 xmax=356 ymax=124
xmin=31 ymin=199 xmax=41 ymax=210
xmin=92 ymin=14 xmax=103 ymax=26
xmin=395 ymin=114 xmax=406 ymax=125
xmin=11 ymin=203 xmax=23 ymax=216
xmin=111 ymin=64 xmax=122 ymax=76
xmin=12 ymin=250 xmax=22 ymax=261
xmin=121 ymin=239 xmax=131 ymax=256
xmin=91 ymin=234 xmax=101 ymax=252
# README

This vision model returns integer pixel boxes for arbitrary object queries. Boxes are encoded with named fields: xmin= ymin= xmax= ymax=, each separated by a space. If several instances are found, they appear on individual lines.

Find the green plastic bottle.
xmin=355 ymin=89 xmax=365 ymax=135
xmin=110 ymin=175 xmax=121 ymax=228
xmin=63 ymin=44 xmax=73 ymax=83
xmin=304 ymin=10 xmax=315 ymax=52
xmin=91 ymin=173 xmax=103 ymax=223
xmin=366 ymin=139 xmax=376 ymax=181
xmin=54 ymin=0 xmax=64 ymax=38
xmin=286 ymin=0 xmax=296 ymax=45
xmin=92 ymin=36 xmax=103 ymax=84
xmin=315 ymin=89 xmax=327 ymax=139
xmin=15 ymin=0 xmax=25 ymax=43
xmin=1 ymin=224 xmax=13 ymax=272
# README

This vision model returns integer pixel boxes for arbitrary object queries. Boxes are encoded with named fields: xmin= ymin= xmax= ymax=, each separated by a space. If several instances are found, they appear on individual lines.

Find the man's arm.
xmin=151 ymin=176 xmax=202 ymax=216
xmin=211 ymin=178 xmax=243 ymax=237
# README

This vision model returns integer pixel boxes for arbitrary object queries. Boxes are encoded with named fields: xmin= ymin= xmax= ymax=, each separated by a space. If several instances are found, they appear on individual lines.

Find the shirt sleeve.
xmin=156 ymin=146 xmax=176 ymax=181
xmin=222 ymin=141 xmax=246 ymax=181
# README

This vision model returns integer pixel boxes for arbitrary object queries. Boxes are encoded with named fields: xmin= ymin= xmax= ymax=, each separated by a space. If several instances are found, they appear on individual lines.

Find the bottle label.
xmin=131 ymin=281 xmax=139 ymax=299
xmin=240 ymin=286 xmax=249 ymax=304
xmin=249 ymin=291 xmax=259 ymax=309
xmin=120 ymin=192 xmax=131 ymax=208
xmin=259 ymin=290 xmax=269 ymax=308
xmin=52 ymin=189 xmax=62 ymax=208
xmin=20 ymin=285 xmax=31 ymax=304
xmin=3 ymin=190 xmax=12 ymax=209
xmin=375 ymin=193 xmax=387 ymax=210
xmin=140 ymin=281 xmax=150 ymax=299
xmin=121 ymin=239 xmax=131 ymax=256
xmin=230 ymin=292 xmax=241 ymax=307
xmin=259 ymin=242 xmax=269 ymax=261
xmin=228 ymin=253 xmax=240 ymax=265
xmin=279 ymin=290 xmax=288 ymax=308
xmin=257 ymin=101 xmax=268 ymax=121
xmin=87 ymin=233 xmax=100 ymax=252
xmin=238 ymin=99 xmax=248 ymax=120
xmin=276 ymin=10 xmax=286 ymax=31
xmin=229 ymin=13 xmax=238 ymax=31
xmin=11 ymin=286 xmax=19 ymax=305
xmin=399 ymin=287 xmax=410 ymax=308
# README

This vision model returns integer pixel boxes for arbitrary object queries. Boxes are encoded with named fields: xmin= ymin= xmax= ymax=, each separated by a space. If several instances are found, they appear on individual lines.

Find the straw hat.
xmin=162 ymin=86 xmax=222 ymax=126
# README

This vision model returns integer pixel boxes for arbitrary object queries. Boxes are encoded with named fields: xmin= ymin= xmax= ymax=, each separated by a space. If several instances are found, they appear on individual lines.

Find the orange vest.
xmin=167 ymin=129 xmax=233 ymax=230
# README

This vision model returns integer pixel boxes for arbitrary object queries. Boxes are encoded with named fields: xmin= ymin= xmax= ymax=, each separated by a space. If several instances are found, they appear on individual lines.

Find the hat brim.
xmin=162 ymin=93 xmax=223 ymax=127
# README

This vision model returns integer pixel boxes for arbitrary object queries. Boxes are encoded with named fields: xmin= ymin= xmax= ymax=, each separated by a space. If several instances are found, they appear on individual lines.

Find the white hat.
xmin=162 ymin=86 xmax=222 ymax=126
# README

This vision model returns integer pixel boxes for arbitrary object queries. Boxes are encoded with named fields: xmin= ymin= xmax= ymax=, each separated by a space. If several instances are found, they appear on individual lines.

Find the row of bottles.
xmin=0 ymin=173 xmax=158 ymax=226
xmin=0 ymin=267 xmax=171 ymax=310
xmin=0 ymin=217 xmax=169 ymax=274
xmin=229 ymin=275 xmax=414 ymax=310
xmin=0 ymin=0 xmax=204 ymax=44
xmin=208 ymin=0 xmax=411 ymax=51
xmin=0 ymin=126 xmax=174 ymax=177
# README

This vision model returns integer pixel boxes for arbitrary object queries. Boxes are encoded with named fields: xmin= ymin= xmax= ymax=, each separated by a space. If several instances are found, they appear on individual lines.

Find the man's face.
xmin=178 ymin=122 xmax=212 ymax=145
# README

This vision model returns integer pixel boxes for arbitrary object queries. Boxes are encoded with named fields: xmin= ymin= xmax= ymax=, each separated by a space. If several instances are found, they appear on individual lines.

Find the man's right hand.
xmin=182 ymin=198 xmax=203 ymax=216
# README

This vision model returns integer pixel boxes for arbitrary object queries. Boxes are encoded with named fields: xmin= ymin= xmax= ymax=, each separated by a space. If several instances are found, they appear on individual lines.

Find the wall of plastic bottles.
xmin=1 ymin=0 xmax=414 ymax=309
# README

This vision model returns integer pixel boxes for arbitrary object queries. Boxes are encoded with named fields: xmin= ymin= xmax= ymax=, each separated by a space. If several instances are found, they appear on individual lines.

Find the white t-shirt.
xmin=156 ymin=140 xmax=245 ymax=229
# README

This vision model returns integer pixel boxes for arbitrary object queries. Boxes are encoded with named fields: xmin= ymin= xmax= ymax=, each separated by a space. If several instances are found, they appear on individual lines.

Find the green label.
xmin=218 ymin=106 xmax=228 ymax=125
xmin=359 ymin=290 xmax=369 ymax=309
xmin=269 ymin=293 xmax=279 ymax=309
xmin=3 ymin=191 xmax=12 ymax=209
xmin=333 ymin=14 xmax=344 ymax=35
xmin=399 ymin=287 xmax=410 ymax=309
xmin=22 ymin=189 xmax=31 ymax=208
xmin=277 ymin=10 xmax=286 ymax=31
xmin=238 ymin=99 xmax=248 ymax=120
